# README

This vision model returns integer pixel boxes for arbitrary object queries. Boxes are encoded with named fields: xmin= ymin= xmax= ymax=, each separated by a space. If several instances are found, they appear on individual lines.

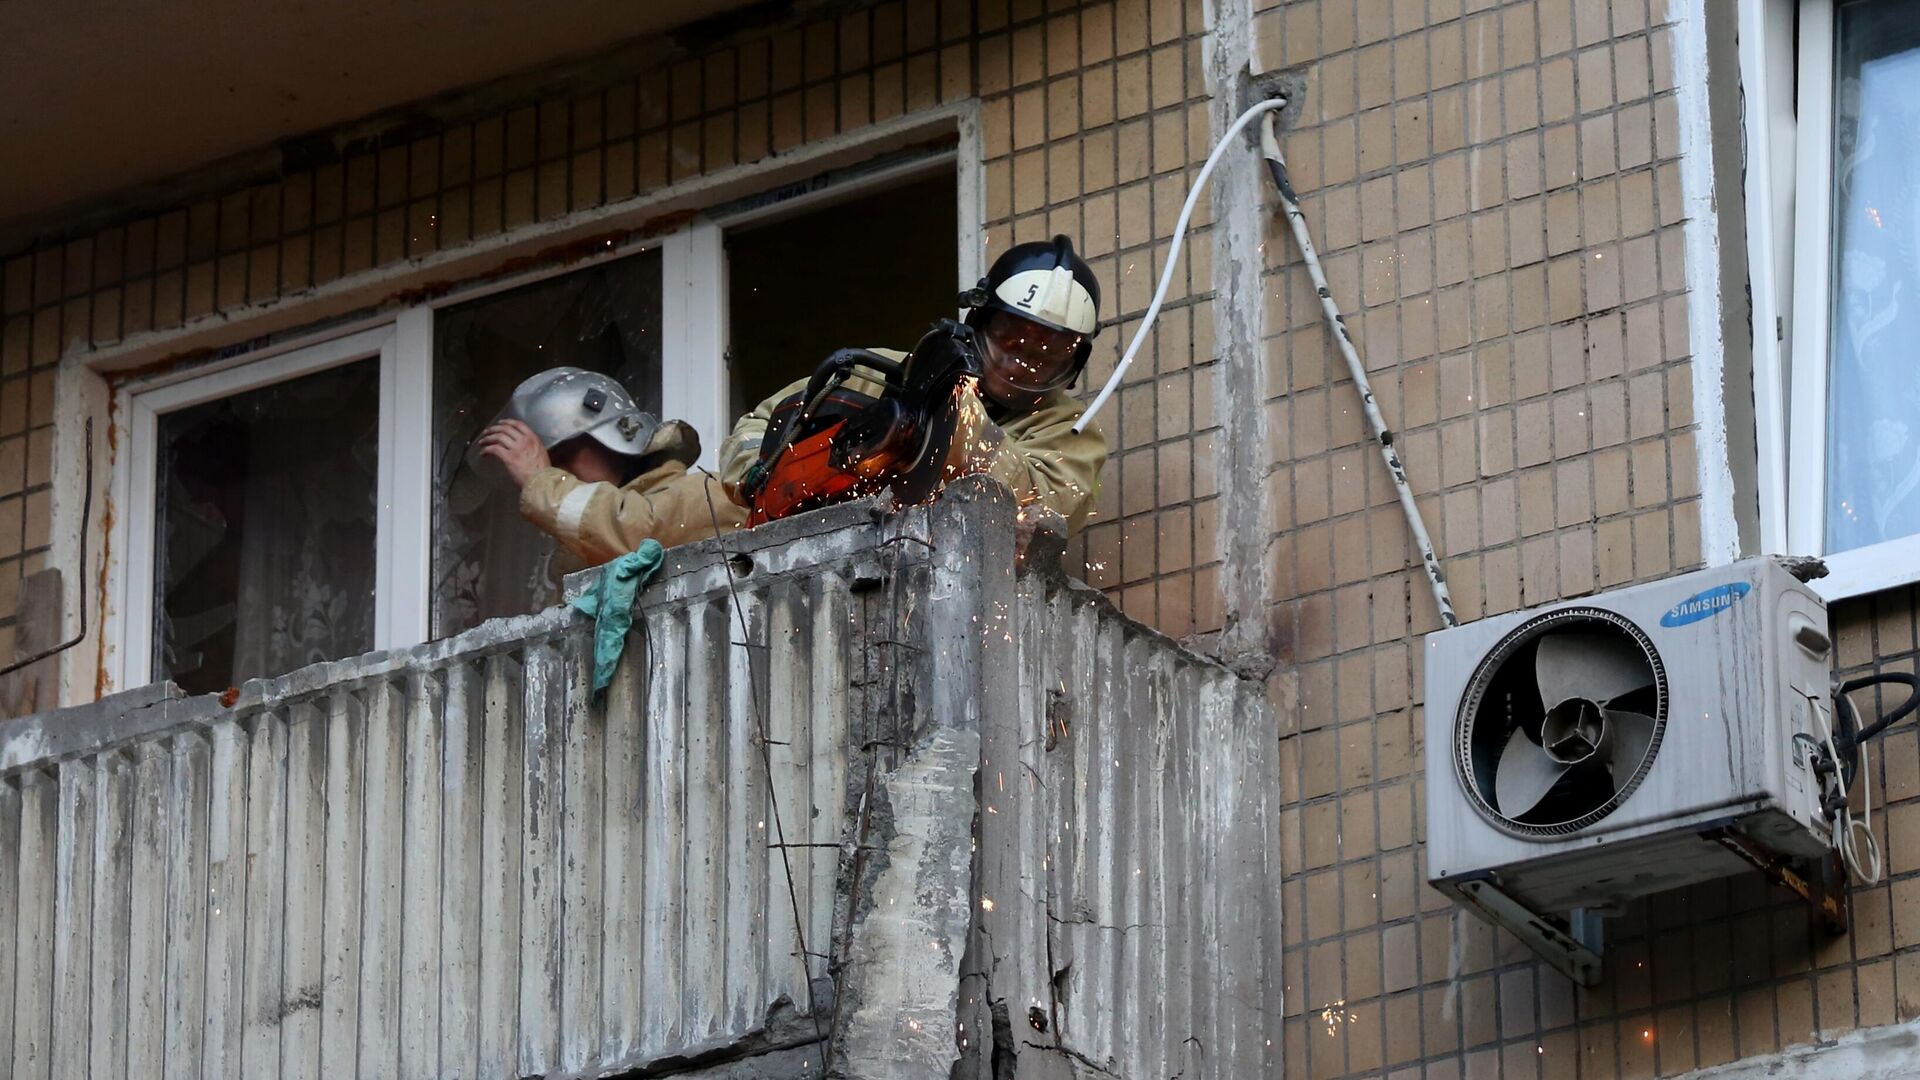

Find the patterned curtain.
xmin=1827 ymin=3 xmax=1920 ymax=552
xmin=155 ymin=360 xmax=378 ymax=695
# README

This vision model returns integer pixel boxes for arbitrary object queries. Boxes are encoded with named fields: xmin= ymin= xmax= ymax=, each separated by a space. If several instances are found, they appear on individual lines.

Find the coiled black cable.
xmin=1829 ymin=671 xmax=1920 ymax=792
xmin=1840 ymin=671 xmax=1920 ymax=745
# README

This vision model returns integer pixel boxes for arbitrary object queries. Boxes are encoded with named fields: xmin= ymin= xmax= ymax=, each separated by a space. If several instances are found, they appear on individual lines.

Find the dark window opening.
xmin=726 ymin=169 xmax=959 ymax=413
xmin=155 ymin=359 xmax=380 ymax=695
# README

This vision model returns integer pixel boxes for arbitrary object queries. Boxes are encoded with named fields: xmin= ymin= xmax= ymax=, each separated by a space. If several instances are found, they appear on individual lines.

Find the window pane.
xmin=431 ymin=250 xmax=663 ymax=638
xmin=726 ymin=171 xmax=957 ymax=414
xmin=155 ymin=359 xmax=379 ymax=694
xmin=1827 ymin=1 xmax=1920 ymax=553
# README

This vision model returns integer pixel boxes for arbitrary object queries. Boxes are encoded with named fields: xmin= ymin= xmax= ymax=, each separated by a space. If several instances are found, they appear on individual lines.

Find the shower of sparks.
xmin=1319 ymin=999 xmax=1358 ymax=1037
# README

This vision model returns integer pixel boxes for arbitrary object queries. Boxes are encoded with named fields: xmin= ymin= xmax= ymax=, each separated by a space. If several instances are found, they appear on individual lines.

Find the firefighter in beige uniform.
xmin=719 ymin=235 xmax=1110 ymax=535
xmin=474 ymin=367 xmax=747 ymax=567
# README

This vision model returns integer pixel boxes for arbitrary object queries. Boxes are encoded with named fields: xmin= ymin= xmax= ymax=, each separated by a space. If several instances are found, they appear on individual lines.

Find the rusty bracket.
xmin=1445 ymin=874 xmax=1603 ymax=987
xmin=1707 ymin=826 xmax=1848 ymax=936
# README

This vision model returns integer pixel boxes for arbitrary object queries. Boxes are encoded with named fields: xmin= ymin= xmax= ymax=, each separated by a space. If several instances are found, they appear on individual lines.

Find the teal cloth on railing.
xmin=570 ymin=540 xmax=665 ymax=693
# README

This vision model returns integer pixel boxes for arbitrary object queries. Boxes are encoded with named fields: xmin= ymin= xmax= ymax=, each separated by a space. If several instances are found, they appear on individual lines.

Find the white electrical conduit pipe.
xmin=1075 ymin=95 xmax=1287 ymax=432
xmin=1074 ymin=95 xmax=1457 ymax=627
xmin=1256 ymin=111 xmax=1456 ymax=626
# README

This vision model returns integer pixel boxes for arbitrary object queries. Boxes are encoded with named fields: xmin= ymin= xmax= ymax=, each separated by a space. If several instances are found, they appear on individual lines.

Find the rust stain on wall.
xmin=92 ymin=391 xmax=121 ymax=701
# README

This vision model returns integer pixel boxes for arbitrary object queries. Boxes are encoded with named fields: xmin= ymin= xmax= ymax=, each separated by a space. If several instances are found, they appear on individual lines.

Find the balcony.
xmin=0 ymin=479 xmax=1282 ymax=1078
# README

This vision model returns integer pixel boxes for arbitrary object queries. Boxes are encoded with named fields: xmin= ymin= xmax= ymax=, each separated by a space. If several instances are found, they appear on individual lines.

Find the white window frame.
xmin=101 ymin=141 xmax=978 ymax=694
xmin=1742 ymin=0 xmax=1920 ymax=600
xmin=108 ymin=323 xmax=420 ymax=691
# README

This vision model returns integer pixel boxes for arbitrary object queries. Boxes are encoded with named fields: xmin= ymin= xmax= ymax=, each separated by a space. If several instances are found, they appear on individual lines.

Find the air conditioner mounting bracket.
xmin=1441 ymin=872 xmax=1604 ymax=987
xmin=1702 ymin=824 xmax=1848 ymax=936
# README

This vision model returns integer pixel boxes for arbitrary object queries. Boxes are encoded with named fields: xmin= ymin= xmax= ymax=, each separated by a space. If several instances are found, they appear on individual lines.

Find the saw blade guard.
xmin=746 ymin=320 xmax=982 ymax=524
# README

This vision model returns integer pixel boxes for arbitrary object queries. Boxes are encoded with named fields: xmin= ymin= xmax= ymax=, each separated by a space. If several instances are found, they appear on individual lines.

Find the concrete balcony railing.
xmin=0 ymin=479 xmax=1282 ymax=1079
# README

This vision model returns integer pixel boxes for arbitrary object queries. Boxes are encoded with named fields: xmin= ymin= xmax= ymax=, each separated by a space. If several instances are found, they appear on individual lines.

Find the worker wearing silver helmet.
xmin=718 ymin=235 xmax=1110 ymax=535
xmin=473 ymin=367 xmax=746 ymax=564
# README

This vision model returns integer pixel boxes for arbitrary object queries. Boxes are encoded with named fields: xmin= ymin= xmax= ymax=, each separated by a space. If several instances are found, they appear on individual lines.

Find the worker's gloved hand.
xmin=475 ymin=419 xmax=551 ymax=489
xmin=1015 ymin=504 xmax=1069 ymax=563
xmin=943 ymin=384 xmax=1006 ymax=479
xmin=720 ymin=437 xmax=763 ymax=508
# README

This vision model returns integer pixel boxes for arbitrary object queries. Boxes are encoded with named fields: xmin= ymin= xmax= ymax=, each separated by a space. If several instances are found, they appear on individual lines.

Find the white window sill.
xmin=1805 ymin=533 xmax=1920 ymax=603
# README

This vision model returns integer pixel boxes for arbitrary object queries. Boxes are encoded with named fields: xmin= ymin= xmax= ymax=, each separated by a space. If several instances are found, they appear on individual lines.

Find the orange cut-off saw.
xmin=740 ymin=320 xmax=983 ymax=526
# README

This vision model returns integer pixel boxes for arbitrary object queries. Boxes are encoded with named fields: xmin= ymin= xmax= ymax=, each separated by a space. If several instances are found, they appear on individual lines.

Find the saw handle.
xmin=741 ymin=349 xmax=903 ymax=505
xmin=744 ymin=322 xmax=984 ymax=523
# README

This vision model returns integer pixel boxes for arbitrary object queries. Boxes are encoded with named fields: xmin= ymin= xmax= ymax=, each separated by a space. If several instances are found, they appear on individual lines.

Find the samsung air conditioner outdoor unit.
xmin=1424 ymin=558 xmax=1839 ymax=984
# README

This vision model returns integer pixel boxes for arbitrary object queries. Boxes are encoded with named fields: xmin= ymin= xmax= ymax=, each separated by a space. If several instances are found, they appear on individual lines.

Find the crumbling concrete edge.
xmin=1024 ymin=548 xmax=1273 ymax=688
xmin=1202 ymin=0 xmax=1276 ymax=680
xmin=1670 ymin=1020 xmax=1920 ymax=1080
xmin=590 ymin=997 xmax=829 ymax=1079
xmin=827 ymin=722 xmax=982 ymax=1076
xmin=607 ymin=1039 xmax=831 ymax=1080
xmin=828 ymin=480 xmax=1018 ymax=1078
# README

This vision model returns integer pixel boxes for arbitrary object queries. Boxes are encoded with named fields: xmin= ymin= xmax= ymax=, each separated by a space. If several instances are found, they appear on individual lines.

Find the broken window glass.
xmin=431 ymin=250 xmax=663 ymax=639
xmin=154 ymin=359 xmax=379 ymax=695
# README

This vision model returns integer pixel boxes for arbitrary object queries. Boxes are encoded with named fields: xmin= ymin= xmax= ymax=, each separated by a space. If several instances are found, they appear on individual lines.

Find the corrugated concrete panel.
xmin=959 ymin=566 xmax=1284 ymax=1079
xmin=0 ymin=480 xmax=1283 ymax=1079
xmin=0 ymin=498 xmax=897 ymax=1079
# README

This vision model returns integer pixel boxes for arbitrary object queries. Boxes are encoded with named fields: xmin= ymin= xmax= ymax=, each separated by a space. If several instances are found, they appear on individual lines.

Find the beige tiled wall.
xmin=0 ymin=256 xmax=57 ymax=677
xmin=6 ymin=0 xmax=1920 ymax=1076
xmin=1003 ymin=0 xmax=1225 ymax=640
xmin=1255 ymin=1 xmax=1920 ymax=1077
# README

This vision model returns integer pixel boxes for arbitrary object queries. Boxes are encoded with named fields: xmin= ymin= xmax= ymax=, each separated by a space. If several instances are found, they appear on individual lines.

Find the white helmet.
xmin=960 ymin=235 xmax=1101 ymax=397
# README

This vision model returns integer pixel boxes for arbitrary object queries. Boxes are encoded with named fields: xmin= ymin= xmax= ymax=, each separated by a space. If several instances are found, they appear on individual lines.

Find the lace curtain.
xmin=1828 ymin=3 xmax=1920 ymax=553
xmin=430 ymin=249 xmax=663 ymax=639
xmin=155 ymin=360 xmax=379 ymax=695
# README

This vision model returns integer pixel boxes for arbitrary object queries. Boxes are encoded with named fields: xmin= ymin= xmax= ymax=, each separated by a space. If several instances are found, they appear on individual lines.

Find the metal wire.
xmin=0 ymin=418 xmax=93 ymax=679
xmin=1259 ymin=111 xmax=1458 ymax=628
xmin=696 ymin=470 xmax=822 ymax=1036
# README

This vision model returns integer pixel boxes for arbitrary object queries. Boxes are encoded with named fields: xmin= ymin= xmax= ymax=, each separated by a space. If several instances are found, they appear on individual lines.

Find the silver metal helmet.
xmin=498 ymin=367 xmax=659 ymax=454
xmin=466 ymin=367 xmax=660 ymax=483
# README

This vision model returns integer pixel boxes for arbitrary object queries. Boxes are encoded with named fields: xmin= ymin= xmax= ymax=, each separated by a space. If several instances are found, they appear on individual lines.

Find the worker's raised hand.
xmin=475 ymin=419 xmax=551 ymax=488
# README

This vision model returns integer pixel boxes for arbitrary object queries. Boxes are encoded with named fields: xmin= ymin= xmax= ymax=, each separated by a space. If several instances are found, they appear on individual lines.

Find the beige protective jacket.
xmin=519 ymin=420 xmax=748 ymax=567
xmin=717 ymin=350 xmax=1109 ymax=535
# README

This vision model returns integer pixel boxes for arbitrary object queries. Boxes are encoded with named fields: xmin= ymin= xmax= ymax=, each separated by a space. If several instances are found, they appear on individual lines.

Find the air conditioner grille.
xmin=1453 ymin=606 xmax=1669 ymax=839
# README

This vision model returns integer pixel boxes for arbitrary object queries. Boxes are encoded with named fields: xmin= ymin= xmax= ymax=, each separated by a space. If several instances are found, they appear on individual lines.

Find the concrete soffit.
xmin=0 ymin=0 xmax=827 ymax=256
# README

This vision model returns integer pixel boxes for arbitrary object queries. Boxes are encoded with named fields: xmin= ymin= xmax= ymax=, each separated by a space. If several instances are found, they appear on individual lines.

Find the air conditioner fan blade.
xmin=1604 ymin=709 xmax=1657 ymax=788
xmin=1494 ymin=725 xmax=1569 ymax=818
xmin=1536 ymin=631 xmax=1655 ymax=710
